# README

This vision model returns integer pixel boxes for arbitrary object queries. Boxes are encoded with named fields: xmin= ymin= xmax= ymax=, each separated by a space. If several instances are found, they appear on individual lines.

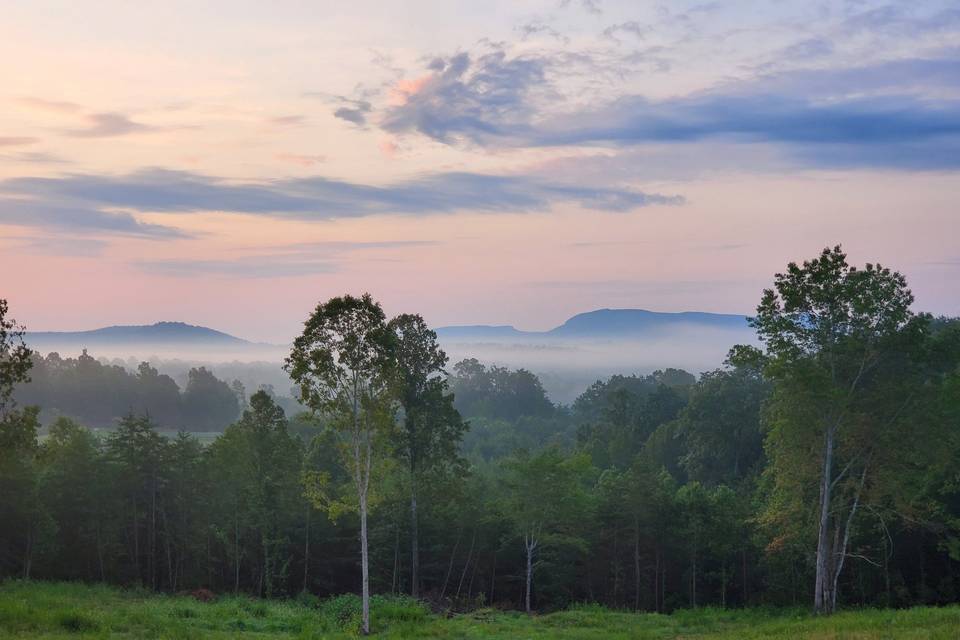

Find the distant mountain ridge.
xmin=26 ymin=321 xmax=251 ymax=347
xmin=24 ymin=309 xmax=752 ymax=353
xmin=435 ymin=308 xmax=750 ymax=340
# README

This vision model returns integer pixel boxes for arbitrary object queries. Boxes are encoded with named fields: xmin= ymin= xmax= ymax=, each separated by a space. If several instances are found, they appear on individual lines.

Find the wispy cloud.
xmin=138 ymin=239 xmax=438 ymax=279
xmin=1 ymin=151 xmax=71 ymax=164
xmin=0 ymin=137 xmax=38 ymax=147
xmin=16 ymin=97 xmax=83 ymax=113
xmin=0 ymin=197 xmax=187 ymax=238
xmin=4 ymin=235 xmax=108 ymax=257
xmin=66 ymin=112 xmax=157 ymax=138
xmin=137 ymin=257 xmax=338 ymax=278
xmin=0 ymin=168 xmax=681 ymax=229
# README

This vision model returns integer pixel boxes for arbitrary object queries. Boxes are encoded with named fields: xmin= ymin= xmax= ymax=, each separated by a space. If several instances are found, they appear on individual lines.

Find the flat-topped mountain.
xmin=435 ymin=308 xmax=749 ymax=340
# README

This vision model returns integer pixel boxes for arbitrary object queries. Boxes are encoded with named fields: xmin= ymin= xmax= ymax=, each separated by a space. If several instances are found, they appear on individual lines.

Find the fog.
xmin=440 ymin=325 xmax=758 ymax=404
xmin=28 ymin=325 xmax=757 ymax=406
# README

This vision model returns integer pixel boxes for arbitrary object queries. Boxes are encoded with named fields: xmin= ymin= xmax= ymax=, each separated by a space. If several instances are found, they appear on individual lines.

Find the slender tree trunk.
xmin=612 ymin=528 xmax=619 ymax=606
xmin=161 ymin=507 xmax=174 ymax=591
xmin=96 ymin=522 xmax=106 ymax=582
xmin=489 ymin=551 xmax=496 ymax=605
xmin=691 ymin=551 xmax=697 ymax=608
xmin=234 ymin=504 xmax=241 ymax=594
xmin=741 ymin=548 xmax=748 ymax=606
xmin=634 ymin=515 xmax=641 ymax=611
xmin=23 ymin=524 xmax=33 ymax=580
xmin=654 ymin=546 xmax=661 ymax=613
xmin=830 ymin=465 xmax=867 ymax=612
xmin=392 ymin=525 xmax=400 ymax=595
xmin=132 ymin=497 xmax=140 ymax=583
xmin=359 ymin=491 xmax=370 ymax=635
xmin=721 ymin=563 xmax=726 ymax=608
xmin=456 ymin=529 xmax=476 ymax=600
xmin=303 ymin=505 xmax=311 ymax=593
xmin=467 ymin=544 xmax=479 ymax=600
xmin=440 ymin=529 xmax=462 ymax=601
xmin=410 ymin=474 xmax=420 ymax=599
xmin=814 ymin=426 xmax=836 ymax=614
xmin=151 ymin=471 xmax=157 ymax=590
xmin=524 ymin=532 xmax=537 ymax=614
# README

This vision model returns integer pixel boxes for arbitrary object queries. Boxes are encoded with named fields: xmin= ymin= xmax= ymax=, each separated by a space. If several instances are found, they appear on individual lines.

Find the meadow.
xmin=1 ymin=581 xmax=959 ymax=639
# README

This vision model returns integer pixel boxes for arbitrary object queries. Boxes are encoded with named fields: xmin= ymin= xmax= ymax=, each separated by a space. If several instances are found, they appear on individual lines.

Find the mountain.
xmin=435 ymin=308 xmax=749 ymax=340
xmin=26 ymin=321 xmax=250 ymax=347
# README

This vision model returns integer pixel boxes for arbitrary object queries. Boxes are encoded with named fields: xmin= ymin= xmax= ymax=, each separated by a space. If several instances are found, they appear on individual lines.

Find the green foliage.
xmin=449 ymin=358 xmax=556 ymax=421
xmin=2 ymin=270 xmax=959 ymax=615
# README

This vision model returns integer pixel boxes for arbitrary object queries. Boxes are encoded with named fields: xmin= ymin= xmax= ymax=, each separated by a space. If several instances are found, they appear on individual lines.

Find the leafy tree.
xmin=0 ymin=299 xmax=43 ymax=579
xmin=449 ymin=359 xmax=554 ymax=421
xmin=0 ymin=299 xmax=32 ymax=418
xmin=39 ymin=417 xmax=105 ymax=580
xmin=748 ymin=246 xmax=927 ymax=614
xmin=677 ymin=361 xmax=770 ymax=487
xmin=105 ymin=414 xmax=168 ymax=587
xmin=182 ymin=367 xmax=239 ymax=431
xmin=500 ymin=447 xmax=594 ymax=612
xmin=135 ymin=362 xmax=183 ymax=426
xmin=287 ymin=293 xmax=396 ymax=635
xmin=210 ymin=391 xmax=302 ymax=596
xmin=387 ymin=313 xmax=466 ymax=598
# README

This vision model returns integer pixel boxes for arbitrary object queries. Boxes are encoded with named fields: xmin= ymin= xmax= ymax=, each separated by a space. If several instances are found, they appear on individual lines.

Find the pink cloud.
xmin=387 ymin=75 xmax=432 ymax=106
xmin=379 ymin=138 xmax=400 ymax=158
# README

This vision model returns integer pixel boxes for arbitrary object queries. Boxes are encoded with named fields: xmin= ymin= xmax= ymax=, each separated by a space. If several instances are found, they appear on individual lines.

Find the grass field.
xmin=1 ymin=581 xmax=958 ymax=639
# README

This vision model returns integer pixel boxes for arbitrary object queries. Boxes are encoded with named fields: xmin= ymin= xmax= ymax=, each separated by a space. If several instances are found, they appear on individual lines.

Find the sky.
xmin=1 ymin=0 xmax=958 ymax=342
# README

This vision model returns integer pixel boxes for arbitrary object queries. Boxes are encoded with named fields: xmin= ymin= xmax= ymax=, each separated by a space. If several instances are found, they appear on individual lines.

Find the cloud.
xmin=0 ymin=168 xmax=680 ymax=224
xmin=0 ymin=197 xmax=187 ymax=238
xmin=517 ymin=22 xmax=569 ymax=44
xmin=330 ymin=98 xmax=373 ymax=126
xmin=66 ymin=112 xmax=156 ymax=138
xmin=137 ymin=257 xmax=337 ymax=278
xmin=601 ymin=21 xmax=648 ymax=43
xmin=777 ymin=37 xmax=834 ymax=61
xmin=0 ymin=151 xmax=70 ymax=164
xmin=138 ymin=239 xmax=438 ymax=279
xmin=274 ymin=153 xmax=325 ymax=167
xmin=16 ymin=97 xmax=83 ymax=113
xmin=560 ymin=0 xmax=602 ymax=16
xmin=0 ymin=137 xmax=38 ymax=147
xmin=4 ymin=235 xmax=108 ymax=257
xmin=381 ymin=51 xmax=547 ymax=143
xmin=382 ymin=51 xmax=960 ymax=170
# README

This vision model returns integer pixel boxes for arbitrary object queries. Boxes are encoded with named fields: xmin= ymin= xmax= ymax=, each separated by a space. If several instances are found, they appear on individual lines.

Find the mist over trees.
xmin=1 ymin=247 xmax=959 ymax=631
xmin=14 ymin=352 xmax=249 ymax=431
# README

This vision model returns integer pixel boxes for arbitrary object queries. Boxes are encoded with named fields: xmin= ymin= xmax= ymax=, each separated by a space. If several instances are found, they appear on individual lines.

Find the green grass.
xmin=1 ymin=581 xmax=958 ymax=639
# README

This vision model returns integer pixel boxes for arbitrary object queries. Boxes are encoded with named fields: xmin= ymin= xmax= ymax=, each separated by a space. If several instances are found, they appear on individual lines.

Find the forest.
xmin=1 ymin=247 xmax=959 ymax=636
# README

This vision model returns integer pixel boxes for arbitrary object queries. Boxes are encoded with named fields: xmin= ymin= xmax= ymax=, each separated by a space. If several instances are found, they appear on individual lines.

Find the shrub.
xmin=57 ymin=610 xmax=99 ymax=633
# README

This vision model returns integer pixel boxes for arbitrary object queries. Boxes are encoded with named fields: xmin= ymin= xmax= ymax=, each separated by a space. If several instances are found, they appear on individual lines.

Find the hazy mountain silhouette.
xmin=435 ymin=308 xmax=749 ymax=340
xmin=26 ymin=321 xmax=251 ymax=347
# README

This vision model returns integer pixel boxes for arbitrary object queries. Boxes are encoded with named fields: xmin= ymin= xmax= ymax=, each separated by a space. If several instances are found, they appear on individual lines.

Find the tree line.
xmin=14 ymin=351 xmax=248 ymax=430
xmin=1 ymin=247 xmax=958 ymax=633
